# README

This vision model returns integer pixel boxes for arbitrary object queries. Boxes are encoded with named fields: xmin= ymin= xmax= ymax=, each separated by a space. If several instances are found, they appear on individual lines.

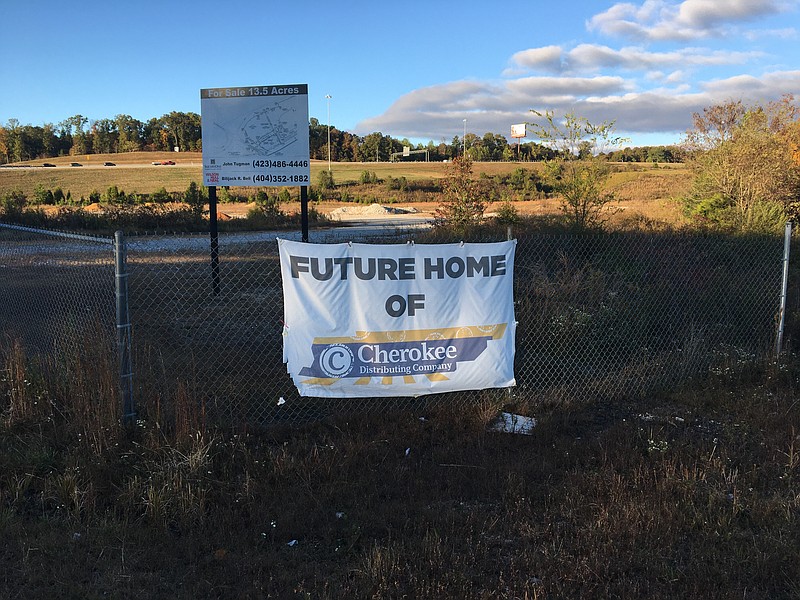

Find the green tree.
xmin=64 ymin=115 xmax=89 ymax=155
xmin=435 ymin=155 xmax=485 ymax=227
xmin=33 ymin=184 xmax=54 ymax=205
xmin=0 ymin=125 xmax=8 ymax=163
xmin=645 ymin=147 xmax=662 ymax=163
xmin=1 ymin=190 xmax=26 ymax=218
xmin=184 ymin=181 xmax=205 ymax=217
xmin=479 ymin=133 xmax=509 ymax=161
xmin=527 ymin=110 xmax=626 ymax=230
xmin=255 ymin=190 xmax=281 ymax=218
xmin=115 ymin=114 xmax=143 ymax=153
xmin=92 ymin=118 xmax=117 ymax=154
xmin=151 ymin=187 xmax=171 ymax=203
xmin=308 ymin=117 xmax=326 ymax=159
xmin=40 ymin=123 xmax=57 ymax=158
xmin=143 ymin=117 xmax=168 ymax=151
xmin=683 ymin=98 xmax=800 ymax=230
xmin=317 ymin=170 xmax=335 ymax=190
xmin=360 ymin=132 xmax=384 ymax=162
xmin=340 ymin=131 xmax=361 ymax=162
xmin=161 ymin=111 xmax=201 ymax=151
xmin=105 ymin=185 xmax=130 ymax=205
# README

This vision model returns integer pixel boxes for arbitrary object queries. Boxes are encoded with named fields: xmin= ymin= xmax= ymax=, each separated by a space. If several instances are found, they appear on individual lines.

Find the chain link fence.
xmin=0 ymin=221 xmax=790 ymax=427
xmin=0 ymin=224 xmax=116 ymax=365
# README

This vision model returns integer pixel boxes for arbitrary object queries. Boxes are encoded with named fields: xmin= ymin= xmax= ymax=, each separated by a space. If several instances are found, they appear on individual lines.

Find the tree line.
xmin=0 ymin=112 xmax=202 ymax=163
xmin=308 ymin=117 xmax=686 ymax=163
xmin=0 ymin=112 xmax=685 ymax=165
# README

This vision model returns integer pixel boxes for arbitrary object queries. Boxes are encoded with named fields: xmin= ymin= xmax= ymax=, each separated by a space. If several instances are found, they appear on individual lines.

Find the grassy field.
xmin=1 ymin=152 xmax=692 ymax=227
xmin=1 ymin=341 xmax=799 ymax=598
xmin=2 ymin=153 xmax=797 ymax=597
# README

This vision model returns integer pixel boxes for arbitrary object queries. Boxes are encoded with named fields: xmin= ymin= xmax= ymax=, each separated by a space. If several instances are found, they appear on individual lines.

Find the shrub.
xmin=509 ymin=167 xmax=528 ymax=190
xmin=528 ymin=109 xmax=625 ymax=230
xmin=308 ymin=187 xmax=321 ymax=202
xmin=435 ymin=155 xmax=485 ymax=228
xmin=317 ymin=170 xmax=335 ymax=190
xmin=33 ymin=184 xmax=54 ymax=205
xmin=184 ymin=182 xmax=204 ymax=217
xmin=360 ymin=170 xmax=379 ymax=184
xmin=218 ymin=187 xmax=232 ymax=203
xmin=386 ymin=176 xmax=408 ymax=191
xmin=494 ymin=199 xmax=519 ymax=225
xmin=151 ymin=187 xmax=171 ymax=203
xmin=255 ymin=190 xmax=281 ymax=217
xmin=105 ymin=185 xmax=125 ymax=205
xmin=1 ymin=190 xmax=26 ymax=218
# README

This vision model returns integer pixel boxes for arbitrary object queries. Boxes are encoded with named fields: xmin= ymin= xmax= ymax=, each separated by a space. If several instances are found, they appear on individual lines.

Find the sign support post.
xmin=300 ymin=185 xmax=309 ymax=242
xmin=209 ymin=185 xmax=220 ymax=295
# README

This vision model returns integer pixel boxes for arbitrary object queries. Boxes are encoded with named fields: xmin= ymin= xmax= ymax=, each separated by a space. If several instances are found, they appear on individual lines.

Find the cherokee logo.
xmin=317 ymin=344 xmax=354 ymax=378
xmin=298 ymin=324 xmax=507 ymax=386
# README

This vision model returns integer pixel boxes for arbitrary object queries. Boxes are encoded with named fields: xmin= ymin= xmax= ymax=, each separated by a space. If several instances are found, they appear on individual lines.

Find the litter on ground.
xmin=488 ymin=412 xmax=537 ymax=435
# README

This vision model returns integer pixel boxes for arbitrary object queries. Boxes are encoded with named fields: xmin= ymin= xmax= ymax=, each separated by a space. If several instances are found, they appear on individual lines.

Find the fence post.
xmin=776 ymin=221 xmax=793 ymax=356
xmin=114 ymin=230 xmax=135 ymax=424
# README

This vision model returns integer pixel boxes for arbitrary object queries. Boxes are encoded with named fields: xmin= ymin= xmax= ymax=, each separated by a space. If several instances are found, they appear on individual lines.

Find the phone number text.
xmin=253 ymin=159 xmax=309 ymax=169
xmin=253 ymin=174 xmax=310 ymax=183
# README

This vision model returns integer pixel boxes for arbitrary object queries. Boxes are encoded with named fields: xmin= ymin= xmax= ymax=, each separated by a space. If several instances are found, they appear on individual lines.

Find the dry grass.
xmin=1 ymin=336 xmax=799 ymax=598
xmin=1 ymin=153 xmax=694 ymax=228
xmin=606 ymin=168 xmax=692 ymax=228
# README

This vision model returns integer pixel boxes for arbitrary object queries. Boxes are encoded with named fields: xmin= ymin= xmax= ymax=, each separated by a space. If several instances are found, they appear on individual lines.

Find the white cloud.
xmin=354 ymin=1 xmax=800 ymax=146
xmin=507 ymin=46 xmax=564 ymax=72
xmin=701 ymin=69 xmax=800 ymax=97
xmin=507 ymin=75 xmax=630 ymax=96
xmin=677 ymin=0 xmax=784 ymax=29
xmin=665 ymin=70 xmax=686 ymax=83
xmin=588 ymin=0 xmax=793 ymax=41
xmin=743 ymin=27 xmax=798 ymax=40
xmin=354 ymin=70 xmax=800 ymax=142
xmin=509 ymin=44 xmax=760 ymax=74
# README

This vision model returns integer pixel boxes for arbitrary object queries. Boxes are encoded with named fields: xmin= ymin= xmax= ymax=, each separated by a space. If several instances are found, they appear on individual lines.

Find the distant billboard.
xmin=200 ymin=85 xmax=310 ymax=187
xmin=511 ymin=123 xmax=526 ymax=139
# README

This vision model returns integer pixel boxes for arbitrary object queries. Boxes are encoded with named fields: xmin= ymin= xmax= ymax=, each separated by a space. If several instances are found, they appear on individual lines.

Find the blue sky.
xmin=1 ymin=0 xmax=799 ymax=148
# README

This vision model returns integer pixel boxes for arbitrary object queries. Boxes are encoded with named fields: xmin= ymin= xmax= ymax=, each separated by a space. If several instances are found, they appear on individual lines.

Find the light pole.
xmin=325 ymin=94 xmax=332 ymax=171
xmin=462 ymin=118 xmax=467 ymax=157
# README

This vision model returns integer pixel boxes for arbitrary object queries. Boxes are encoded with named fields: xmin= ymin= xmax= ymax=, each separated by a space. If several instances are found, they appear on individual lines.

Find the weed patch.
xmin=1 ymin=340 xmax=799 ymax=597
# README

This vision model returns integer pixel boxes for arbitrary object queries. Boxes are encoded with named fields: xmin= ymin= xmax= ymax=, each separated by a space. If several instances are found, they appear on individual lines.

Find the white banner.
xmin=278 ymin=239 xmax=517 ymax=398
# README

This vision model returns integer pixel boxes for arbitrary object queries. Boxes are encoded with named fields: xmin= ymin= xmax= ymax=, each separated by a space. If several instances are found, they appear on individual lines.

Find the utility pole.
xmin=325 ymin=94 xmax=332 ymax=171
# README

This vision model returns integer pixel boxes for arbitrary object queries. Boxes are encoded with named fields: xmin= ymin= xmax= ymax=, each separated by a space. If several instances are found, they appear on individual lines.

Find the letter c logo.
xmin=319 ymin=344 xmax=354 ymax=378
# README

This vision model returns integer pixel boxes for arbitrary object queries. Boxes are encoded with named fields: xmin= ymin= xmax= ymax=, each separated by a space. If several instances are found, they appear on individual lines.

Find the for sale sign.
xmin=200 ymin=85 xmax=310 ymax=187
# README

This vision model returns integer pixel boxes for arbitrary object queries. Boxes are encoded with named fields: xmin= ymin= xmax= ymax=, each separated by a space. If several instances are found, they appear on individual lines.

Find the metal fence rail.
xmin=0 ymin=222 xmax=788 ymax=426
